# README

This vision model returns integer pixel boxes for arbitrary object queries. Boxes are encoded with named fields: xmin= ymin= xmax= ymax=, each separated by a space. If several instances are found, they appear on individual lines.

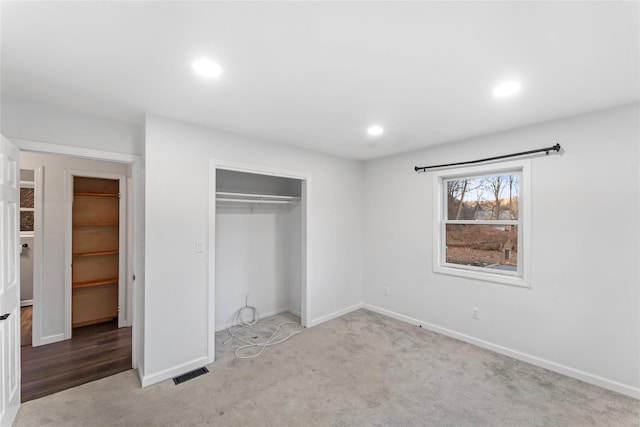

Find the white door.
xmin=0 ymin=136 xmax=20 ymax=427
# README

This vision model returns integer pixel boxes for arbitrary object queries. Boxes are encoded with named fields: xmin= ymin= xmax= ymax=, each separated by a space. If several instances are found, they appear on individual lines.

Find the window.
xmin=433 ymin=160 xmax=530 ymax=287
xmin=20 ymin=169 xmax=35 ymax=233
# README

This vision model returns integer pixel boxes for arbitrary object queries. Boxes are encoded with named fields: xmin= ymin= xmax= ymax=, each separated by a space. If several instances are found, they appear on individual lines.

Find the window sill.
xmin=434 ymin=265 xmax=529 ymax=288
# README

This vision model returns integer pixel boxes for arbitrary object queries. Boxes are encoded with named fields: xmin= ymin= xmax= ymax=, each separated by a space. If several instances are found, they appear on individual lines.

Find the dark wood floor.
xmin=21 ymin=317 xmax=132 ymax=402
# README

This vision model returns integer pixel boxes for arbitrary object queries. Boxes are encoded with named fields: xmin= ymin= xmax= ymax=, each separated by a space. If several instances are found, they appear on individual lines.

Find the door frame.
xmin=12 ymin=138 xmax=142 ymax=371
xmin=64 ymin=170 xmax=128 ymax=335
xmin=208 ymin=159 xmax=310 ymax=364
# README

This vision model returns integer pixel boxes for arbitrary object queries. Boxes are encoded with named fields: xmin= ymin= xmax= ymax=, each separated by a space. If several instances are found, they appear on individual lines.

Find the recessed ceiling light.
xmin=367 ymin=125 xmax=384 ymax=136
xmin=193 ymin=58 xmax=222 ymax=78
xmin=493 ymin=80 xmax=521 ymax=98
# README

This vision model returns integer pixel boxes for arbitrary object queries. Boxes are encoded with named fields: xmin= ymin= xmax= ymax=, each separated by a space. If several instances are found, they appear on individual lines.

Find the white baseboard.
xmin=364 ymin=304 xmax=640 ymax=399
xmin=140 ymin=356 xmax=209 ymax=388
xmin=20 ymin=300 xmax=33 ymax=307
xmin=3 ymin=399 xmax=19 ymax=427
xmin=136 ymin=361 xmax=145 ymax=386
xmin=308 ymin=302 xmax=365 ymax=327
xmin=33 ymin=333 xmax=65 ymax=347
xmin=288 ymin=308 xmax=301 ymax=317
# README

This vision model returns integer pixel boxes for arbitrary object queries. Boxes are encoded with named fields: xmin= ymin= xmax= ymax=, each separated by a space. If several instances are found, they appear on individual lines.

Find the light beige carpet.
xmin=14 ymin=310 xmax=639 ymax=426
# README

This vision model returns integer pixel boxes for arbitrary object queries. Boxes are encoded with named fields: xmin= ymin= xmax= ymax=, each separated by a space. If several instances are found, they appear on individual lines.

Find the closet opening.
xmin=209 ymin=163 xmax=308 ymax=362
xmin=70 ymin=175 xmax=125 ymax=330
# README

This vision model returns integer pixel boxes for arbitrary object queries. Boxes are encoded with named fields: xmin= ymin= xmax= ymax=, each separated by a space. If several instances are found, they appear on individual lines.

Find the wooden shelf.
xmin=74 ymin=192 xmax=119 ymax=198
xmin=72 ymin=316 xmax=117 ymax=328
xmin=73 ymin=222 xmax=119 ymax=226
xmin=73 ymin=278 xmax=118 ymax=289
xmin=72 ymin=176 xmax=120 ymax=329
xmin=73 ymin=250 xmax=118 ymax=257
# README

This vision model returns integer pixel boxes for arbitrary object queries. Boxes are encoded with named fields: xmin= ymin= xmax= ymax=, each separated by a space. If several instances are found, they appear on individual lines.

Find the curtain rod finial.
xmin=546 ymin=143 xmax=561 ymax=155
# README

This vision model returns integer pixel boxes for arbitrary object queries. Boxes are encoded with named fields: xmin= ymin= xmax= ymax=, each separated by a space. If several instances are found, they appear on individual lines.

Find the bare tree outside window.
xmin=20 ymin=179 xmax=35 ymax=232
xmin=444 ymin=173 xmax=520 ymax=272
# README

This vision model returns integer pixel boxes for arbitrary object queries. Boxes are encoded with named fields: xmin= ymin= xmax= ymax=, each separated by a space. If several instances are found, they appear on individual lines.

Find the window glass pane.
xmin=445 ymin=224 xmax=518 ymax=271
xmin=446 ymin=174 xmax=519 ymax=220
xmin=21 ymin=211 xmax=34 ymax=232
xmin=20 ymin=187 xmax=34 ymax=208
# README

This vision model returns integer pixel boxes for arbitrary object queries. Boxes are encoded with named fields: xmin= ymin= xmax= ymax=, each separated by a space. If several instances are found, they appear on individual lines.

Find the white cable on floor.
xmin=224 ymin=294 xmax=304 ymax=359
xmin=237 ymin=294 xmax=258 ymax=326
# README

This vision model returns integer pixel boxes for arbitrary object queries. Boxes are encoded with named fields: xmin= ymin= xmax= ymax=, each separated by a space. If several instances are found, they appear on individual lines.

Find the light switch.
xmin=195 ymin=240 xmax=205 ymax=253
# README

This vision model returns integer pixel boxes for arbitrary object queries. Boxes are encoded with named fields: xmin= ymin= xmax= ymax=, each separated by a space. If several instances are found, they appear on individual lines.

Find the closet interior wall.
xmin=215 ymin=169 xmax=302 ymax=329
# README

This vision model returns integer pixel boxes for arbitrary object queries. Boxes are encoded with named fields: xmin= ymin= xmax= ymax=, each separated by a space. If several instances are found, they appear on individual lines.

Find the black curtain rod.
xmin=414 ymin=143 xmax=561 ymax=172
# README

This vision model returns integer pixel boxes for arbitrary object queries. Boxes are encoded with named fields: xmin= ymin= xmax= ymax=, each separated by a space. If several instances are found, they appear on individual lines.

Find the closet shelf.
xmin=72 ymin=278 xmax=118 ymax=289
xmin=73 ymin=250 xmax=118 ymax=257
xmin=216 ymin=191 xmax=300 ymax=205
xmin=73 ymin=316 xmax=116 ymax=328
xmin=74 ymin=192 xmax=119 ymax=198
xmin=73 ymin=222 xmax=119 ymax=226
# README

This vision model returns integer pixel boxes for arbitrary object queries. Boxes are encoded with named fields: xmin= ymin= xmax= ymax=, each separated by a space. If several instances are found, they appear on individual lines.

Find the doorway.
xmin=67 ymin=173 xmax=126 ymax=332
xmin=18 ymin=168 xmax=39 ymax=347
xmin=16 ymin=145 xmax=142 ymax=401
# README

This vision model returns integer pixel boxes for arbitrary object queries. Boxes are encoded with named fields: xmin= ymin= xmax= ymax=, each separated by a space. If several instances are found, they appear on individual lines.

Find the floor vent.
xmin=172 ymin=367 xmax=209 ymax=385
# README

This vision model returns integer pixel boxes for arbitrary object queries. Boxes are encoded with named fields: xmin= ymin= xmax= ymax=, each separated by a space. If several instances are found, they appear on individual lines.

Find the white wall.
xmin=215 ymin=209 xmax=299 ymax=328
xmin=20 ymin=152 xmax=129 ymax=345
xmin=144 ymin=115 xmax=364 ymax=384
xmin=1 ymin=96 xmax=143 ymax=155
xmin=363 ymin=104 xmax=640 ymax=396
xmin=19 ymin=236 xmax=34 ymax=302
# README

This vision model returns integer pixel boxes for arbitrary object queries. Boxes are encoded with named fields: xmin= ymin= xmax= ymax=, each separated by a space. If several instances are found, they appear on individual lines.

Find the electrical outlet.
xmin=472 ymin=307 xmax=479 ymax=320
xmin=384 ymin=287 xmax=390 ymax=296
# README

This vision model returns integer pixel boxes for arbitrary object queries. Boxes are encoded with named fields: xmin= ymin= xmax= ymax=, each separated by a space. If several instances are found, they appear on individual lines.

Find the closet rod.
xmin=216 ymin=198 xmax=293 ymax=204
xmin=216 ymin=191 xmax=298 ymax=200
xmin=414 ymin=143 xmax=561 ymax=172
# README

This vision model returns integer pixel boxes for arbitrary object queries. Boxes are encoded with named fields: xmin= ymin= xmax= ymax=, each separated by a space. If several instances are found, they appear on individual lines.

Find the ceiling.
xmin=1 ymin=1 xmax=638 ymax=160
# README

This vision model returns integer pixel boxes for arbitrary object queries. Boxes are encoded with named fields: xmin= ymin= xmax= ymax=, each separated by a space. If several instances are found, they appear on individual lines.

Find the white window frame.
xmin=19 ymin=177 xmax=35 ymax=236
xmin=432 ymin=159 xmax=531 ymax=287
